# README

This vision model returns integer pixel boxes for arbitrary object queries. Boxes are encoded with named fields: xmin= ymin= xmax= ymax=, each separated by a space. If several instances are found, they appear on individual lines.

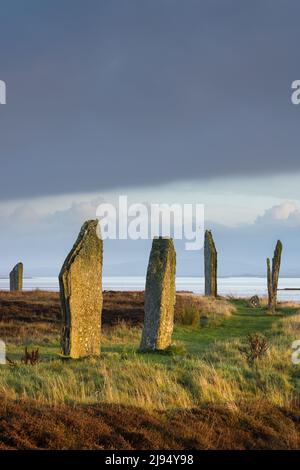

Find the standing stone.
xmin=267 ymin=240 xmax=282 ymax=314
xmin=140 ymin=237 xmax=176 ymax=351
xmin=9 ymin=262 xmax=23 ymax=291
xmin=204 ymin=230 xmax=217 ymax=297
xmin=59 ymin=220 xmax=103 ymax=358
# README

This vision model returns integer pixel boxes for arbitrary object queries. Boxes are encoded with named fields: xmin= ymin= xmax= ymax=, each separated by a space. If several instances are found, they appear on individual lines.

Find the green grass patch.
xmin=1 ymin=299 xmax=300 ymax=410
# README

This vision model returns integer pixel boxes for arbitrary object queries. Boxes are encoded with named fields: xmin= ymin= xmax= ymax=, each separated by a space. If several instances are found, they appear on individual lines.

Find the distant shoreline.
xmin=1 ymin=274 xmax=300 ymax=279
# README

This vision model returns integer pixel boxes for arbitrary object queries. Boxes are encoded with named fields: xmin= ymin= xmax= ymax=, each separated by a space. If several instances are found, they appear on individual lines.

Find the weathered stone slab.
xmin=140 ymin=237 xmax=176 ymax=351
xmin=9 ymin=262 xmax=23 ymax=291
xmin=267 ymin=240 xmax=282 ymax=314
xmin=59 ymin=220 xmax=103 ymax=358
xmin=204 ymin=230 xmax=217 ymax=297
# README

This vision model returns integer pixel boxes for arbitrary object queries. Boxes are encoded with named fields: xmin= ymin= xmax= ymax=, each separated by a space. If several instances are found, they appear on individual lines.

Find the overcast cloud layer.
xmin=0 ymin=199 xmax=299 ymax=277
xmin=1 ymin=0 xmax=300 ymax=200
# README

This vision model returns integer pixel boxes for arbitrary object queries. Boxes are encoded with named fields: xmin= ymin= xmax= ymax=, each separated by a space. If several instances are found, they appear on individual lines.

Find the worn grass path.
xmin=173 ymin=299 xmax=297 ymax=355
xmin=6 ymin=299 xmax=297 ymax=361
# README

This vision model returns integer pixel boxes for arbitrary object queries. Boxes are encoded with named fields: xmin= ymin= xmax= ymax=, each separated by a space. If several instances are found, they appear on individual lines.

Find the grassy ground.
xmin=1 ymin=294 xmax=300 ymax=411
xmin=1 ymin=291 xmax=300 ymax=449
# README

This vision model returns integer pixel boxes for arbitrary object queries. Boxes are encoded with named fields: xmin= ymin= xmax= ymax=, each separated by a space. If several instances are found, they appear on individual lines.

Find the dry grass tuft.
xmin=175 ymin=294 xmax=235 ymax=325
xmin=259 ymin=297 xmax=300 ymax=309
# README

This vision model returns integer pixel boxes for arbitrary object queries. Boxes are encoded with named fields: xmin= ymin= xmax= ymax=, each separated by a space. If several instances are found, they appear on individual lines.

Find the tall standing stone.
xmin=59 ymin=220 xmax=103 ymax=358
xmin=140 ymin=237 xmax=176 ymax=351
xmin=204 ymin=230 xmax=217 ymax=297
xmin=267 ymin=240 xmax=282 ymax=314
xmin=9 ymin=262 xmax=23 ymax=291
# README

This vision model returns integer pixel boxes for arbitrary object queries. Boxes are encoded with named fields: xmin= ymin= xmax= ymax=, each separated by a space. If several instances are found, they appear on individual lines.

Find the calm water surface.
xmin=1 ymin=276 xmax=300 ymax=301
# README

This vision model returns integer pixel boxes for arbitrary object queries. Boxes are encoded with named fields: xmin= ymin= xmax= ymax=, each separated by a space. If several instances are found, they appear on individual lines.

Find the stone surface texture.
xmin=140 ymin=237 xmax=176 ymax=351
xmin=267 ymin=240 xmax=282 ymax=314
xmin=9 ymin=263 xmax=23 ymax=291
xmin=204 ymin=230 xmax=217 ymax=297
xmin=59 ymin=220 xmax=103 ymax=358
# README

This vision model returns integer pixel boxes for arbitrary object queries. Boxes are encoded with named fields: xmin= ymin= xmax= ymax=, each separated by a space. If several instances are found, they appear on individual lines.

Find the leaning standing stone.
xmin=204 ymin=230 xmax=217 ymax=297
xmin=267 ymin=240 xmax=282 ymax=314
xmin=140 ymin=237 xmax=176 ymax=351
xmin=9 ymin=262 xmax=23 ymax=291
xmin=59 ymin=220 xmax=103 ymax=358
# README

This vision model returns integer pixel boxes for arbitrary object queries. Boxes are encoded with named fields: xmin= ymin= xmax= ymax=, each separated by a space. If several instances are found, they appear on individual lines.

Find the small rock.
xmin=199 ymin=315 xmax=209 ymax=328
xmin=249 ymin=295 xmax=260 ymax=308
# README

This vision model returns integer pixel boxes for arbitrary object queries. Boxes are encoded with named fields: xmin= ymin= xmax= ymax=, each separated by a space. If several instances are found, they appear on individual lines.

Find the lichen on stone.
xmin=59 ymin=220 xmax=103 ymax=358
xmin=140 ymin=237 xmax=176 ymax=351
xmin=204 ymin=230 xmax=217 ymax=297
xmin=9 ymin=262 xmax=23 ymax=291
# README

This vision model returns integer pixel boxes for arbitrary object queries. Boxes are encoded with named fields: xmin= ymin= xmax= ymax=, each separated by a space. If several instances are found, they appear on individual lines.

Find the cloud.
xmin=0 ymin=197 xmax=107 ymax=275
xmin=11 ymin=205 xmax=40 ymax=225
xmin=1 ymin=1 xmax=300 ymax=200
xmin=1 ymin=198 xmax=300 ymax=278
xmin=255 ymin=202 xmax=300 ymax=226
xmin=0 ymin=197 xmax=104 ymax=244
xmin=47 ymin=197 xmax=105 ymax=231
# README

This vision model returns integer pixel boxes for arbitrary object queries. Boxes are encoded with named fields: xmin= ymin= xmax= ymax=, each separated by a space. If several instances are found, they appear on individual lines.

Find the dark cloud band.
xmin=0 ymin=0 xmax=299 ymax=200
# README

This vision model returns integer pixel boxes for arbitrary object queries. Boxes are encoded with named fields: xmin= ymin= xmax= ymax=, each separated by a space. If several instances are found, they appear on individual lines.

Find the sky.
xmin=0 ymin=1 xmax=300 ymax=277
